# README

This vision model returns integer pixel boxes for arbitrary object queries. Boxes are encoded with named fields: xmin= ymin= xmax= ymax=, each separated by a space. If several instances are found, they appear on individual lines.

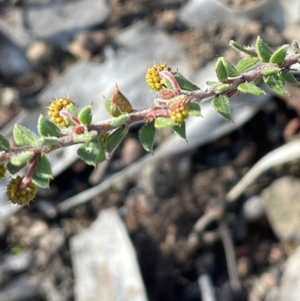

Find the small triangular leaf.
xmin=34 ymin=154 xmax=52 ymax=180
xmin=77 ymin=139 xmax=106 ymax=166
xmin=6 ymin=161 xmax=26 ymax=174
xmin=78 ymin=105 xmax=93 ymax=126
xmin=211 ymin=95 xmax=232 ymax=120
xmin=13 ymin=125 xmax=39 ymax=146
xmin=139 ymin=122 xmax=156 ymax=152
xmin=256 ymin=36 xmax=273 ymax=62
xmin=229 ymin=40 xmax=257 ymax=57
xmin=281 ymin=70 xmax=299 ymax=85
xmin=215 ymin=84 xmax=230 ymax=94
xmin=292 ymin=40 xmax=300 ymax=54
xmin=10 ymin=151 xmax=34 ymax=166
xmin=215 ymin=57 xmax=228 ymax=82
xmin=172 ymin=122 xmax=186 ymax=139
xmin=206 ymin=81 xmax=219 ymax=86
xmin=154 ymin=116 xmax=176 ymax=128
xmin=38 ymin=136 xmax=60 ymax=146
xmin=237 ymin=82 xmax=266 ymax=95
xmin=104 ymin=98 xmax=112 ymax=115
xmin=106 ymin=127 xmax=128 ymax=154
xmin=0 ymin=133 xmax=10 ymax=151
xmin=221 ymin=58 xmax=240 ymax=77
xmin=263 ymin=74 xmax=289 ymax=95
xmin=161 ymin=71 xmax=180 ymax=92
xmin=110 ymin=113 xmax=130 ymax=126
xmin=236 ymin=57 xmax=259 ymax=72
xmin=262 ymin=66 xmax=281 ymax=76
xmin=73 ymin=131 xmax=98 ymax=143
xmin=187 ymin=101 xmax=201 ymax=116
xmin=65 ymin=103 xmax=79 ymax=126
xmin=269 ymin=44 xmax=289 ymax=64
xmin=31 ymin=174 xmax=50 ymax=189
xmin=172 ymin=71 xmax=199 ymax=91
xmin=38 ymin=115 xmax=61 ymax=137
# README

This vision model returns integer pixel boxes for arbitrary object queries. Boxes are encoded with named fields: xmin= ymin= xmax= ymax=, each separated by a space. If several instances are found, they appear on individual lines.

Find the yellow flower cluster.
xmin=145 ymin=63 xmax=170 ymax=91
xmin=48 ymin=98 xmax=75 ymax=127
xmin=168 ymin=99 xmax=189 ymax=124
xmin=7 ymin=175 xmax=37 ymax=206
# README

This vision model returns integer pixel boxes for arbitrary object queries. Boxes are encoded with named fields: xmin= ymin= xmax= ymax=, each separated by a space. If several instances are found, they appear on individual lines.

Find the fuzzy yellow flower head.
xmin=168 ymin=96 xmax=189 ymax=124
xmin=48 ymin=98 xmax=75 ymax=127
xmin=7 ymin=175 xmax=37 ymax=206
xmin=145 ymin=63 xmax=171 ymax=91
xmin=0 ymin=163 xmax=6 ymax=179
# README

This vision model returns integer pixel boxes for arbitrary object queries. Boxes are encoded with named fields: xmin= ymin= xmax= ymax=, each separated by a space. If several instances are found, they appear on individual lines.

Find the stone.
xmin=260 ymin=176 xmax=300 ymax=241
xmin=280 ymin=245 xmax=300 ymax=301
xmin=70 ymin=208 xmax=147 ymax=301
xmin=23 ymin=0 xmax=110 ymax=44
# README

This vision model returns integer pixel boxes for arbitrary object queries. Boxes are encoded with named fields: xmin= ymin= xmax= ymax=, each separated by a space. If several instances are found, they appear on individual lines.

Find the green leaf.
xmin=106 ymin=127 xmax=128 ymax=154
xmin=6 ymin=161 xmax=26 ymax=174
xmin=187 ymin=101 xmax=201 ymax=116
xmin=161 ymin=71 xmax=179 ymax=92
xmin=154 ymin=116 xmax=176 ymax=128
xmin=263 ymin=74 xmax=289 ymax=95
xmin=32 ymin=176 xmax=49 ymax=189
xmin=281 ymin=70 xmax=299 ymax=85
xmin=172 ymin=122 xmax=186 ymax=139
xmin=206 ymin=81 xmax=219 ymax=86
xmin=33 ymin=154 xmax=53 ymax=180
xmin=65 ymin=103 xmax=79 ymax=126
xmin=172 ymin=71 xmax=199 ymax=91
xmin=221 ymin=58 xmax=240 ymax=77
xmin=269 ymin=44 xmax=289 ymax=64
xmin=237 ymin=82 xmax=266 ymax=95
xmin=215 ymin=57 xmax=228 ymax=82
xmin=104 ymin=98 xmax=112 ymax=115
xmin=110 ymin=113 xmax=130 ymax=126
xmin=13 ymin=124 xmax=39 ymax=146
xmin=236 ymin=57 xmax=259 ymax=72
xmin=10 ymin=151 xmax=34 ymax=166
xmin=139 ymin=122 xmax=156 ymax=152
xmin=0 ymin=133 xmax=10 ymax=151
xmin=211 ymin=95 xmax=232 ymax=120
xmin=292 ymin=40 xmax=300 ymax=54
xmin=73 ymin=131 xmax=98 ymax=143
xmin=38 ymin=136 xmax=60 ymax=146
xmin=215 ymin=84 xmax=230 ymax=94
xmin=262 ymin=66 xmax=281 ymax=76
xmin=77 ymin=139 xmax=106 ymax=166
xmin=256 ymin=36 xmax=273 ymax=62
xmin=78 ymin=105 xmax=93 ymax=126
xmin=32 ymin=154 xmax=52 ymax=188
xmin=229 ymin=40 xmax=257 ymax=57
xmin=38 ymin=115 xmax=61 ymax=137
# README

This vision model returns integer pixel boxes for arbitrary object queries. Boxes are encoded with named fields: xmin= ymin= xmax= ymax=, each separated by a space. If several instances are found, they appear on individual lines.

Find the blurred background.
xmin=1 ymin=0 xmax=300 ymax=300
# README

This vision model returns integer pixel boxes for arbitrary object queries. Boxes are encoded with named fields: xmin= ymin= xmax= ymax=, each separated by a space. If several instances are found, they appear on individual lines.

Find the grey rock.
xmin=23 ymin=0 xmax=110 ymax=44
xmin=280 ymin=245 xmax=300 ymax=301
xmin=260 ymin=176 xmax=300 ymax=241
xmin=0 ymin=276 xmax=37 ymax=301
xmin=0 ymin=31 xmax=32 ymax=76
xmin=2 ymin=252 xmax=33 ymax=274
xmin=178 ymin=0 xmax=284 ymax=30
xmin=0 ymin=7 xmax=32 ymax=49
xmin=70 ymin=208 xmax=147 ymax=301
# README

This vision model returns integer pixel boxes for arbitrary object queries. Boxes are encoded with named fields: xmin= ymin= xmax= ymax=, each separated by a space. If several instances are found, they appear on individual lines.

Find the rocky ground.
xmin=1 ymin=0 xmax=300 ymax=301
